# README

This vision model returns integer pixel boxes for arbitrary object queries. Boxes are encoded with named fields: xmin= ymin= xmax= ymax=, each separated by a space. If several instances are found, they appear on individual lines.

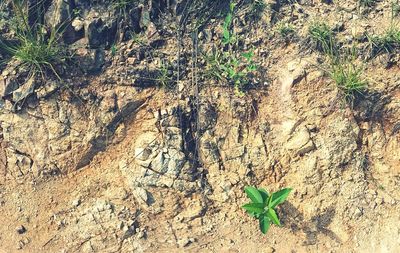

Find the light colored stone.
xmin=134 ymin=187 xmax=149 ymax=205
xmin=72 ymin=18 xmax=84 ymax=31
xmin=286 ymin=127 xmax=315 ymax=155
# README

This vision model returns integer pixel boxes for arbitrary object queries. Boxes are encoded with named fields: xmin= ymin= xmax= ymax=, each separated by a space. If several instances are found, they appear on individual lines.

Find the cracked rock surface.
xmin=0 ymin=0 xmax=399 ymax=252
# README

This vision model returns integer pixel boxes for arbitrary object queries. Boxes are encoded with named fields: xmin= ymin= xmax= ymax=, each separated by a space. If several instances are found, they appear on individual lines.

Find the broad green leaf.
xmin=241 ymin=51 xmax=254 ymax=61
xmin=224 ymin=13 xmax=232 ymax=29
xmin=259 ymin=215 xmax=271 ymax=234
xmin=230 ymin=2 xmax=236 ymax=12
xmin=246 ymin=210 xmax=262 ymax=219
xmin=242 ymin=203 xmax=264 ymax=214
xmin=228 ymin=68 xmax=236 ymax=78
xmin=270 ymin=188 xmax=292 ymax=208
xmin=244 ymin=186 xmax=263 ymax=203
xmin=259 ymin=188 xmax=269 ymax=204
xmin=222 ymin=29 xmax=230 ymax=44
xmin=247 ymin=64 xmax=257 ymax=71
xmin=246 ymin=210 xmax=257 ymax=218
xmin=267 ymin=208 xmax=281 ymax=226
xmin=232 ymin=59 xmax=239 ymax=67
xmin=236 ymin=72 xmax=245 ymax=78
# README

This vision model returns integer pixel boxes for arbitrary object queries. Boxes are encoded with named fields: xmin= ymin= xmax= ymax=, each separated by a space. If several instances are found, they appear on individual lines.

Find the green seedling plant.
xmin=242 ymin=186 xmax=292 ymax=234
xmin=222 ymin=2 xmax=236 ymax=46
xmin=157 ymin=60 xmax=175 ymax=89
xmin=111 ymin=44 xmax=118 ymax=57
xmin=205 ymin=2 xmax=257 ymax=94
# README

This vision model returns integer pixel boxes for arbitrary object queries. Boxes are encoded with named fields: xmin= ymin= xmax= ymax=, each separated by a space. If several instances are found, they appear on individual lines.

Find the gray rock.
xmin=134 ymin=187 xmax=153 ymax=206
xmin=45 ymin=0 xmax=71 ymax=28
xmin=286 ymin=126 xmax=315 ymax=156
xmin=45 ymin=0 xmax=82 ymax=43
xmin=0 ymin=87 xmax=145 ymax=176
xmin=11 ymin=75 xmax=36 ymax=111
xmin=0 ymin=63 xmax=27 ymax=99
xmin=36 ymin=80 xmax=59 ymax=99
xmin=85 ymin=11 xmax=117 ymax=49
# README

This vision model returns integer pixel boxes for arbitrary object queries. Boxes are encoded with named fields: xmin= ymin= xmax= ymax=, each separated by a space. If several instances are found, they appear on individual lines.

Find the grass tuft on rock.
xmin=328 ymin=47 xmax=367 ymax=102
xmin=0 ymin=0 xmax=66 ymax=79
xmin=368 ymin=23 xmax=400 ymax=55
xmin=359 ymin=0 xmax=377 ymax=7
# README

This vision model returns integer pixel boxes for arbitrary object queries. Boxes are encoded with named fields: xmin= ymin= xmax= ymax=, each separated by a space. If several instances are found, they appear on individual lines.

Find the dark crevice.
xmin=178 ymin=101 xmax=200 ymax=173
xmin=75 ymin=99 xmax=145 ymax=169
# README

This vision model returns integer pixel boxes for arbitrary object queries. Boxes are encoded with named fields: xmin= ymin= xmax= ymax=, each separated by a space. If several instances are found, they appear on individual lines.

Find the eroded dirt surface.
xmin=1 ymin=0 xmax=400 ymax=252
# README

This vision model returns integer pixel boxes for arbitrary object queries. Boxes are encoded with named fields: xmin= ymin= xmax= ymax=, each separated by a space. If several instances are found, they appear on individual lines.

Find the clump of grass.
xmin=308 ymin=21 xmax=335 ymax=54
xmin=392 ymin=0 xmax=400 ymax=17
xmin=359 ymin=0 xmax=376 ymax=7
xmin=0 ymin=0 xmax=66 ymax=79
xmin=368 ymin=23 xmax=400 ymax=55
xmin=330 ymin=61 xmax=367 ymax=100
xmin=248 ymin=0 xmax=267 ymax=21
xmin=276 ymin=22 xmax=295 ymax=39
xmin=157 ymin=60 xmax=175 ymax=89
xmin=112 ymin=0 xmax=139 ymax=15
xmin=308 ymin=21 xmax=367 ymax=102
xmin=328 ymin=49 xmax=367 ymax=102
xmin=308 ymin=21 xmax=366 ymax=103
xmin=4 ymin=27 xmax=64 ymax=78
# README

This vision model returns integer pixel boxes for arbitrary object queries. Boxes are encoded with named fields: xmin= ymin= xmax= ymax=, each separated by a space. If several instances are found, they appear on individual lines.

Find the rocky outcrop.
xmin=0 ymin=86 xmax=145 ymax=180
xmin=119 ymin=103 xmax=201 ymax=192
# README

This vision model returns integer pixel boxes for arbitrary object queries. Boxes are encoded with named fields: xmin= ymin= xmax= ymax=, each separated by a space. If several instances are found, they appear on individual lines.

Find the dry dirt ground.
xmin=1 ymin=0 xmax=400 ymax=252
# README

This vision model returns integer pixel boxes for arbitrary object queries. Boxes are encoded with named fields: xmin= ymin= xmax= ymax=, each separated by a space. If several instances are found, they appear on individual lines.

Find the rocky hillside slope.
xmin=0 ymin=0 xmax=399 ymax=252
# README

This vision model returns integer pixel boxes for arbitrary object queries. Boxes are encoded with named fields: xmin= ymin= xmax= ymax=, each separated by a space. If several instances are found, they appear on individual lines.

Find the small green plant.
xmin=308 ymin=21 xmax=335 ymax=54
xmin=205 ymin=48 xmax=257 ymax=95
xmin=242 ymin=186 xmax=292 ymax=234
xmin=72 ymin=8 xmax=82 ymax=17
xmin=130 ymin=32 xmax=148 ymax=46
xmin=111 ymin=43 xmax=117 ymax=56
xmin=0 ymin=0 xmax=66 ymax=79
xmin=392 ymin=0 xmax=400 ymax=17
xmin=276 ymin=22 xmax=295 ymax=39
xmin=204 ymin=2 xmax=257 ymax=94
xmin=359 ymin=0 xmax=376 ymax=7
xmin=330 ymin=61 xmax=367 ymax=100
xmin=157 ymin=60 xmax=175 ymax=89
xmin=222 ymin=2 xmax=236 ymax=46
xmin=328 ymin=48 xmax=367 ymax=102
xmin=248 ymin=0 xmax=267 ymax=21
xmin=368 ymin=23 xmax=400 ymax=55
